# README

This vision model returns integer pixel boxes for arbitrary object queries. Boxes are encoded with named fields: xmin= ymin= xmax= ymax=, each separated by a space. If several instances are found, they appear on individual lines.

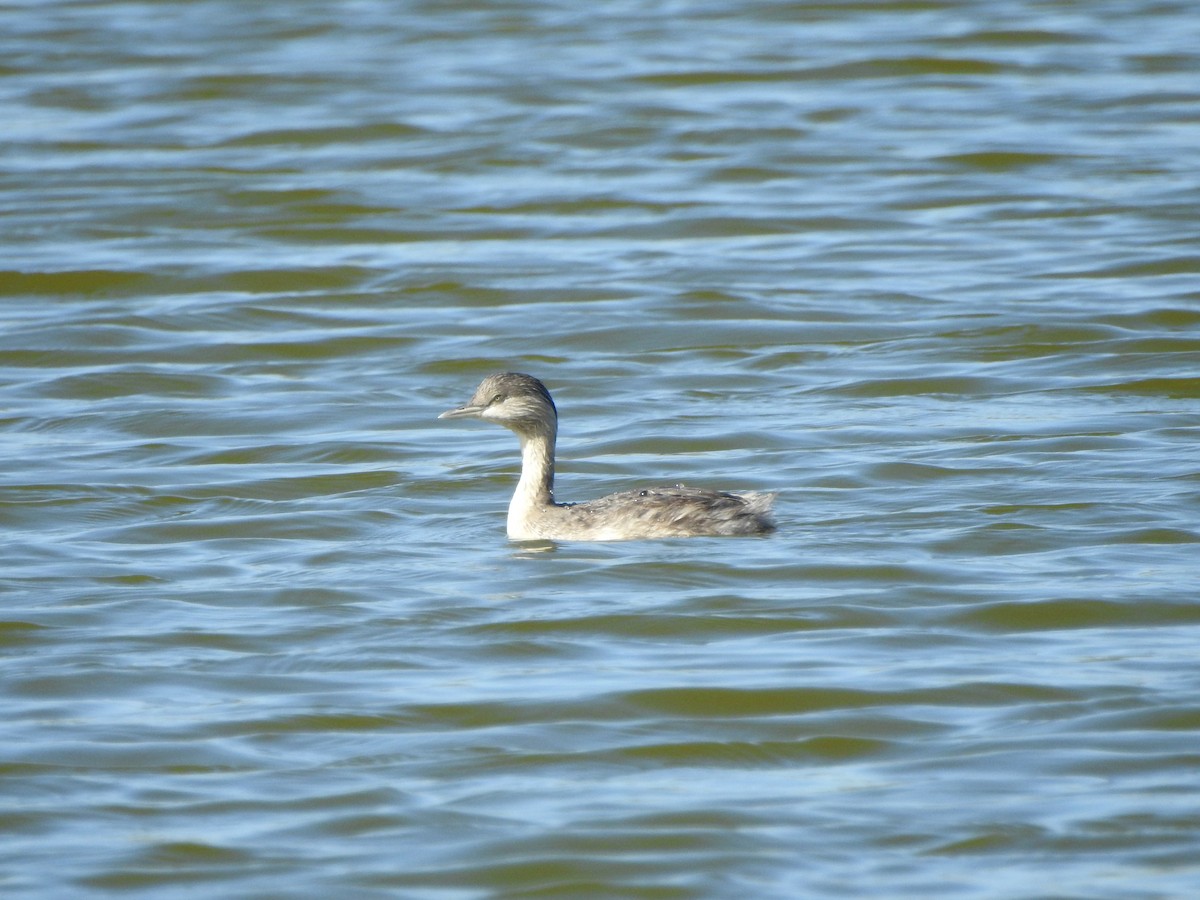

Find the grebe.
xmin=438 ymin=372 xmax=776 ymax=541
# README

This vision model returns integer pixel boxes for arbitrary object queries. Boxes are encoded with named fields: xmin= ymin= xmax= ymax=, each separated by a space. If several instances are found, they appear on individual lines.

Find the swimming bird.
xmin=438 ymin=372 xmax=776 ymax=541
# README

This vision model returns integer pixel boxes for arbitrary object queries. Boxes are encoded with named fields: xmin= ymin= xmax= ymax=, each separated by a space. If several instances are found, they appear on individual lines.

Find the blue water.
xmin=2 ymin=0 xmax=1199 ymax=897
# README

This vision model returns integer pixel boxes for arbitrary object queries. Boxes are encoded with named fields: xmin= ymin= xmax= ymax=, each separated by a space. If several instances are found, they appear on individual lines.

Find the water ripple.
xmin=3 ymin=0 xmax=1200 ymax=896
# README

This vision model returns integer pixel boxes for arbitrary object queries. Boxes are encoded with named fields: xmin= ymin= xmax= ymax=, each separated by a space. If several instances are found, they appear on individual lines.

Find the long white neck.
xmin=507 ymin=428 xmax=556 ymax=538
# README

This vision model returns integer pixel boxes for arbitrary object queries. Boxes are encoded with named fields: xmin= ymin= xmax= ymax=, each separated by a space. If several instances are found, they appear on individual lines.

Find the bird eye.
xmin=488 ymin=394 xmax=505 ymax=406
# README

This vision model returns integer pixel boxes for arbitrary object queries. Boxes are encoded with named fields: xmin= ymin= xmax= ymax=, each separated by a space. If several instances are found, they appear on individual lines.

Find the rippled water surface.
xmin=3 ymin=0 xmax=1200 ymax=896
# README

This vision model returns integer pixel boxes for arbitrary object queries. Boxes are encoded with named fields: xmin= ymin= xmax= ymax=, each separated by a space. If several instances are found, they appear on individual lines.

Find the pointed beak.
xmin=438 ymin=404 xmax=485 ymax=420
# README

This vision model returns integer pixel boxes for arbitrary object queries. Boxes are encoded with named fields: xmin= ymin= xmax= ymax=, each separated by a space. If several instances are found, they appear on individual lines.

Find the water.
xmin=3 ymin=0 xmax=1200 ymax=896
